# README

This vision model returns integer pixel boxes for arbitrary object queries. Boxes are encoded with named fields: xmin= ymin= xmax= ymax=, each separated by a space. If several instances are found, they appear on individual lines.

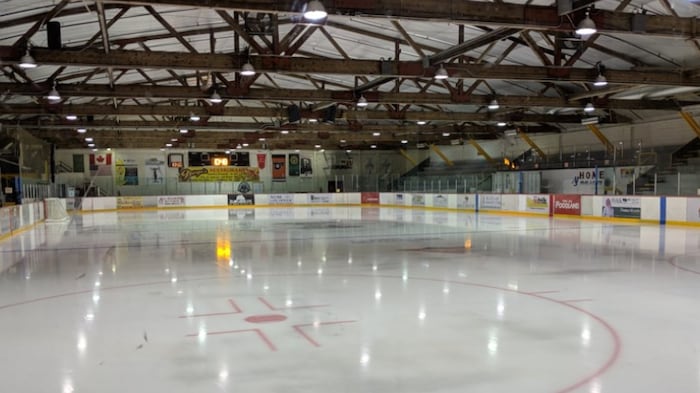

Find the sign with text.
xmin=361 ymin=192 xmax=380 ymax=204
xmin=117 ymin=196 xmax=143 ymax=209
xmin=602 ymin=196 xmax=641 ymax=218
xmin=456 ymin=194 xmax=476 ymax=209
xmin=525 ymin=195 xmax=549 ymax=213
xmin=177 ymin=166 xmax=260 ymax=182
xmin=552 ymin=194 xmax=581 ymax=215
xmin=228 ymin=193 xmax=255 ymax=206
xmin=268 ymin=194 xmax=294 ymax=205
xmin=479 ymin=194 xmax=502 ymax=210
xmin=157 ymin=196 xmax=185 ymax=208
xmin=308 ymin=194 xmax=333 ymax=204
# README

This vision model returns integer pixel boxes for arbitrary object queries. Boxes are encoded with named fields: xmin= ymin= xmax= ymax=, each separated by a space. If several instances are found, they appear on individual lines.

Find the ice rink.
xmin=1 ymin=206 xmax=700 ymax=393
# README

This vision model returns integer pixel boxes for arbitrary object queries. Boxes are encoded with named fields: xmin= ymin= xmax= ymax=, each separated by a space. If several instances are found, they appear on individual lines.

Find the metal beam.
xmin=586 ymin=124 xmax=614 ymax=153
xmin=100 ymin=0 xmax=700 ymax=39
xmin=679 ymin=111 xmax=700 ymax=138
xmin=2 ymin=47 xmax=697 ymax=87
xmin=429 ymin=144 xmax=454 ymax=166
xmin=0 ymin=103 xmax=586 ymax=124
xmin=467 ymin=138 xmax=497 ymax=165
xmin=0 ymin=84 xmax=692 ymax=110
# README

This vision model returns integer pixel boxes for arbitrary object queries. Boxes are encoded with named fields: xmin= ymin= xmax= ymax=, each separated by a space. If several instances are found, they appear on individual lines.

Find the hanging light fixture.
xmin=189 ymin=112 xmax=200 ymax=121
xmin=488 ymin=99 xmax=500 ymax=110
xmin=593 ymin=62 xmax=608 ymax=86
xmin=240 ymin=62 xmax=256 ymax=76
xmin=209 ymin=90 xmax=222 ymax=103
xmin=356 ymin=95 xmax=368 ymax=107
xmin=434 ymin=65 xmax=449 ymax=80
xmin=19 ymin=48 xmax=37 ymax=69
xmin=584 ymin=102 xmax=595 ymax=112
xmin=46 ymin=81 xmax=60 ymax=101
xmin=575 ymin=10 xmax=597 ymax=36
xmin=66 ymin=114 xmax=78 ymax=121
xmin=594 ymin=73 xmax=607 ymax=87
xmin=303 ymin=0 xmax=328 ymax=20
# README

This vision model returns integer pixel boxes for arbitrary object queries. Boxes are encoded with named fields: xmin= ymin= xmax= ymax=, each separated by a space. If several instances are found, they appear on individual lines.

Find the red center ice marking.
xmin=245 ymin=314 xmax=287 ymax=323
xmin=183 ymin=296 xmax=355 ymax=351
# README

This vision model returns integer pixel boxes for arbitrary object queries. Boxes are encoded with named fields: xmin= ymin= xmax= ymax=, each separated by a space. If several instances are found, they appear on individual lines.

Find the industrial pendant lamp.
xmin=47 ymin=81 xmax=60 ymax=101
xmin=593 ymin=62 xmax=607 ymax=87
xmin=488 ymin=98 xmax=500 ymax=110
xmin=19 ymin=48 xmax=37 ymax=69
xmin=356 ymin=95 xmax=368 ymax=107
xmin=303 ymin=0 xmax=327 ymax=20
xmin=584 ymin=102 xmax=595 ymax=112
xmin=434 ymin=64 xmax=449 ymax=80
xmin=189 ymin=112 xmax=200 ymax=121
xmin=575 ymin=11 xmax=597 ymax=36
xmin=240 ymin=62 xmax=256 ymax=76
xmin=209 ymin=90 xmax=222 ymax=104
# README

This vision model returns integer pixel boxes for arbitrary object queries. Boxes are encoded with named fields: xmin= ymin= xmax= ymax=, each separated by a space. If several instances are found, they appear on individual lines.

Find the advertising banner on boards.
xmin=552 ymin=194 xmax=581 ymax=215
xmin=602 ymin=196 xmax=641 ymax=218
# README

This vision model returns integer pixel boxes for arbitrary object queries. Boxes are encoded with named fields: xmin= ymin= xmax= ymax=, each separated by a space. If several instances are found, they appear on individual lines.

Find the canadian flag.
xmin=89 ymin=153 xmax=112 ymax=166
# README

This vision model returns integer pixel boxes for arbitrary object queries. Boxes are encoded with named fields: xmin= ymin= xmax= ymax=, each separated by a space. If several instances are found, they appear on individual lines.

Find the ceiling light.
xmin=236 ymin=144 xmax=243 ymax=149
xmin=372 ymin=132 xmax=381 ymax=136
xmin=242 ymin=143 xmax=249 ymax=147
xmin=259 ymin=137 xmax=266 ymax=141
xmin=77 ymin=128 xmax=87 ymax=133
xmin=189 ymin=113 xmax=200 ymax=121
xmin=47 ymin=81 xmax=60 ymax=101
xmin=87 ymin=143 xmax=95 ymax=147
xmin=346 ymin=149 xmax=352 ymax=153
xmin=308 ymin=118 xmax=318 ymax=123
xmin=179 ymin=128 xmax=188 ymax=134
xmin=488 ymin=99 xmax=500 ymax=110
xmin=575 ymin=11 xmax=597 ymax=36
xmin=593 ymin=73 xmax=608 ymax=87
xmin=303 ymin=0 xmax=327 ymax=20
xmin=584 ymin=102 xmax=595 ymax=112
xmin=434 ymin=64 xmax=449 ymax=80
xmin=497 ymin=121 xmax=507 ymax=127
xmin=85 ymin=137 xmax=93 ymax=142
xmin=106 ymin=148 xmax=111 ymax=151
xmin=240 ymin=62 xmax=256 ymax=76
xmin=209 ymin=91 xmax=222 ymax=103
xmin=370 ymin=144 xmax=377 ymax=149
xmin=442 ymin=132 xmax=451 ymax=137
xmin=171 ymin=138 xmax=179 ymax=142
xmin=66 ymin=114 xmax=77 ymax=121
xmin=417 ymin=120 xmax=427 ymax=125
xmin=314 ymin=144 xmax=321 ymax=148
xmin=19 ymin=49 xmax=37 ymax=69
xmin=340 ymin=139 xmax=346 ymax=143
xmin=319 ymin=149 xmax=325 ymax=152
xmin=92 ymin=148 xmax=98 ymax=152
xmin=281 ymin=130 xmax=289 ymax=134
xmin=401 ymin=140 xmax=408 ymax=144
xmin=165 ymin=143 xmax=173 ymax=147
xmin=357 ymin=95 xmax=368 ymax=107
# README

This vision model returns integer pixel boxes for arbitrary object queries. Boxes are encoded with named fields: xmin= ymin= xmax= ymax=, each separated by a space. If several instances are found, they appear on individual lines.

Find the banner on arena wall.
xmin=177 ymin=166 xmax=260 ymax=182
xmin=361 ymin=192 xmax=380 ymax=204
xmin=395 ymin=193 xmax=405 ymax=205
xmin=685 ymin=198 xmax=700 ymax=223
xmin=602 ymin=196 xmax=641 ymax=218
xmin=157 ymin=196 xmax=185 ymax=208
xmin=268 ymin=194 xmax=294 ymax=205
xmin=433 ymin=194 xmax=448 ymax=208
xmin=553 ymin=194 xmax=581 ymax=215
xmin=308 ymin=194 xmax=333 ymax=204
xmin=256 ymin=153 xmax=266 ymax=169
xmin=300 ymin=156 xmax=313 ymax=177
xmin=456 ymin=194 xmax=476 ymax=209
xmin=228 ymin=193 xmax=255 ymax=206
xmin=525 ymin=195 xmax=549 ymax=213
xmin=288 ymin=154 xmax=300 ymax=177
xmin=272 ymin=155 xmax=286 ymax=182
xmin=411 ymin=194 xmax=425 ymax=206
xmin=117 ymin=196 xmax=143 ymax=209
xmin=145 ymin=158 xmax=165 ymax=185
xmin=115 ymin=158 xmax=139 ymax=186
xmin=479 ymin=194 xmax=502 ymax=210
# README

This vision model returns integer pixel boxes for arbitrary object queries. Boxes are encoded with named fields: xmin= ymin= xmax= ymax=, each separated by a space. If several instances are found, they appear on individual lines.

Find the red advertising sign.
xmin=361 ymin=192 xmax=380 ymax=204
xmin=553 ymin=194 xmax=581 ymax=216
